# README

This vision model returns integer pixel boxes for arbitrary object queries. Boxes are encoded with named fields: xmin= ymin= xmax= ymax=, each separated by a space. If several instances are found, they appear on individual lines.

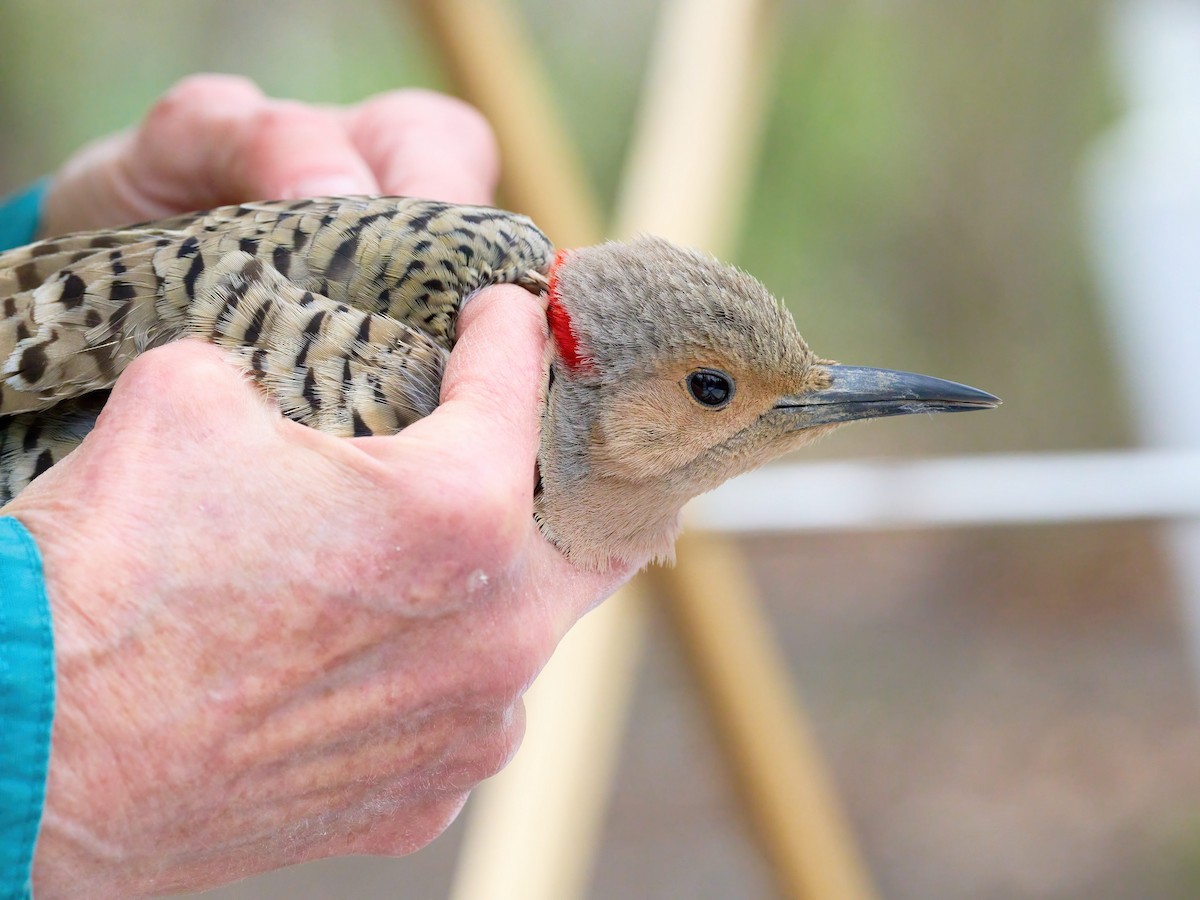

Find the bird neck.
xmin=535 ymin=366 xmax=687 ymax=570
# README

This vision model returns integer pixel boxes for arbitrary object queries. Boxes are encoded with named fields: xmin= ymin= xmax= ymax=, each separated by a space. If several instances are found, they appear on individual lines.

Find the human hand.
xmin=9 ymin=286 xmax=631 ymax=898
xmin=37 ymin=73 xmax=499 ymax=236
xmin=4 ymin=76 xmax=637 ymax=897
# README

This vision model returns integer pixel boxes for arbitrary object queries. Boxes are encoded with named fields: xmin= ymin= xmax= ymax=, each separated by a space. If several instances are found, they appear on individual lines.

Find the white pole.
xmin=1082 ymin=0 xmax=1200 ymax=679
xmin=685 ymin=449 xmax=1200 ymax=533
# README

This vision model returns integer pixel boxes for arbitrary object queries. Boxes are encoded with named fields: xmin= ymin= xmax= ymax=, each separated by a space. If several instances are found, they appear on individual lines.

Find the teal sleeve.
xmin=0 ymin=180 xmax=49 ymax=253
xmin=0 ymin=517 xmax=55 ymax=900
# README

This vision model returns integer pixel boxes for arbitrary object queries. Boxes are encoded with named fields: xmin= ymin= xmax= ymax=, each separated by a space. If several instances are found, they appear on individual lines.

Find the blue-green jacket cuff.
xmin=0 ymin=180 xmax=50 ymax=253
xmin=0 ymin=517 xmax=55 ymax=899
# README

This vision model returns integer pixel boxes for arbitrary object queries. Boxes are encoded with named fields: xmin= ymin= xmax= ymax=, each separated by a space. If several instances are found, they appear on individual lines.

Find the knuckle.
xmin=111 ymin=341 xmax=257 ymax=430
xmin=240 ymin=102 xmax=328 ymax=173
xmin=422 ymin=93 xmax=496 ymax=149
xmin=116 ymin=341 xmax=183 ymax=391
xmin=137 ymin=76 xmax=264 ymax=189
xmin=355 ymin=89 xmax=499 ymax=187
xmin=365 ymin=89 xmax=494 ymax=142
xmin=119 ymin=340 xmax=218 ymax=393
xmin=170 ymin=72 xmax=260 ymax=102
xmin=236 ymin=102 xmax=365 ymax=198
xmin=352 ymin=796 xmax=467 ymax=857
xmin=465 ymin=705 xmax=526 ymax=783
xmin=246 ymin=100 xmax=324 ymax=141
xmin=144 ymin=74 xmax=260 ymax=134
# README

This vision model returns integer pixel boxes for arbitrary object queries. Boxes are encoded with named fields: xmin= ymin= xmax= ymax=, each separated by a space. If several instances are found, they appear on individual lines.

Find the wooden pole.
xmin=618 ymin=2 xmax=876 ymax=894
xmin=609 ymin=0 xmax=772 ymax=246
xmin=651 ymin=534 xmax=877 ymax=899
xmin=410 ymin=4 xmax=643 ymax=899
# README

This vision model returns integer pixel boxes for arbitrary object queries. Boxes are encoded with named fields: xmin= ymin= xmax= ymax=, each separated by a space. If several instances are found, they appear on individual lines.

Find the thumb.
xmin=362 ymin=284 xmax=548 ymax=470
xmin=435 ymin=285 xmax=549 ymax=463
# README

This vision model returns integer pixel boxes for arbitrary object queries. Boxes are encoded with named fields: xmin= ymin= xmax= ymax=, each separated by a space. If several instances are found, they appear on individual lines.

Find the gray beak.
xmin=774 ymin=364 xmax=1001 ymax=427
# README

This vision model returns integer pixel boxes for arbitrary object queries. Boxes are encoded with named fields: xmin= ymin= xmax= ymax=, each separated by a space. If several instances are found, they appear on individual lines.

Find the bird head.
xmin=534 ymin=236 xmax=999 ymax=570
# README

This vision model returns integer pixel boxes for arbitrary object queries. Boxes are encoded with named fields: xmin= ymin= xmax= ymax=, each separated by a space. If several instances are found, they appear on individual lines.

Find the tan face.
xmin=588 ymin=351 xmax=833 ymax=482
xmin=535 ymin=235 xmax=998 ymax=569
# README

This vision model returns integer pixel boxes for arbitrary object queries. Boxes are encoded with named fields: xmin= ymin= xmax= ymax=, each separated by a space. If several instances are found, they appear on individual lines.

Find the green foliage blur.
xmin=0 ymin=0 xmax=1123 ymax=458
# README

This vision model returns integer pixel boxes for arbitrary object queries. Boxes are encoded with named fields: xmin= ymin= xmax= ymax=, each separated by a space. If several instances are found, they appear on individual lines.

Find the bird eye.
xmin=686 ymin=369 xmax=735 ymax=408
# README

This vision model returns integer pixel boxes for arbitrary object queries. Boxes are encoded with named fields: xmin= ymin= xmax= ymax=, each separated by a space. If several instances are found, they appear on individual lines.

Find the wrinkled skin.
xmin=1 ymin=75 xmax=636 ymax=898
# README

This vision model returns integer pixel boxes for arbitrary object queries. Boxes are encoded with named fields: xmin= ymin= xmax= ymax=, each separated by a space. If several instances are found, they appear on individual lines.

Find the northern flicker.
xmin=0 ymin=196 xmax=998 ymax=567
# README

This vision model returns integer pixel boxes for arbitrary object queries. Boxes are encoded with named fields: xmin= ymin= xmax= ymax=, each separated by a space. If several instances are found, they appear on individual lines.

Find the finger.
xmin=230 ymin=100 xmax=381 ymax=200
xmin=131 ymin=75 xmax=379 ymax=211
xmin=40 ymin=75 xmax=267 ymax=233
xmin=30 ymin=340 xmax=283 ymax=520
xmin=343 ymin=90 xmax=499 ymax=204
xmin=356 ymin=285 xmax=547 ymax=472
xmin=423 ymin=284 xmax=547 ymax=460
xmin=126 ymin=74 xmax=271 ymax=210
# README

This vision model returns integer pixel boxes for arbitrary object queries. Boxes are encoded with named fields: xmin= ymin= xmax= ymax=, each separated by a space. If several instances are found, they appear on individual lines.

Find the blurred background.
xmin=4 ymin=0 xmax=1199 ymax=897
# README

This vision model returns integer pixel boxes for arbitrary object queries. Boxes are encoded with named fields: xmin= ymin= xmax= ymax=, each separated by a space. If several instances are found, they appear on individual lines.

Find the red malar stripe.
xmin=546 ymin=249 xmax=588 ymax=370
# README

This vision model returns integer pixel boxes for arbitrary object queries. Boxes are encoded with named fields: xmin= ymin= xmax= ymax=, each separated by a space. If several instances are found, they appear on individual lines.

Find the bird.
xmin=0 ymin=195 xmax=998 ymax=568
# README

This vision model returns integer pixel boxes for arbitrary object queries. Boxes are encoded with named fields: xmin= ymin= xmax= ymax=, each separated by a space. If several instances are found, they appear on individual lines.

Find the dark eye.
xmin=686 ymin=369 xmax=735 ymax=408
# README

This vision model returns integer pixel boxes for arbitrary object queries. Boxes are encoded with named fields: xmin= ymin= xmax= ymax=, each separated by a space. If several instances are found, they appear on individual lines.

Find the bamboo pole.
xmin=651 ymin=534 xmax=877 ymax=899
xmin=609 ymin=0 xmax=771 ymax=246
xmin=619 ymin=3 xmax=875 ymax=895
xmin=410 ymin=0 xmax=601 ymax=246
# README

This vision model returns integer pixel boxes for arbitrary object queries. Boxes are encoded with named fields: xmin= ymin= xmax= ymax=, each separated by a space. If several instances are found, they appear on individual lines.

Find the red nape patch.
xmin=546 ymin=249 xmax=589 ymax=370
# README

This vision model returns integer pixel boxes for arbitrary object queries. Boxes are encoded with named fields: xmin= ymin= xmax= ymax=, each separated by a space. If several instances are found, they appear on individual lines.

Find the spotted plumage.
xmin=0 ymin=196 xmax=552 ymax=503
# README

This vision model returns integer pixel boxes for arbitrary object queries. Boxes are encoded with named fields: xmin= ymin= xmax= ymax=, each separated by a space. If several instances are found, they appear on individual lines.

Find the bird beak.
xmin=774 ymin=365 xmax=1001 ymax=428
